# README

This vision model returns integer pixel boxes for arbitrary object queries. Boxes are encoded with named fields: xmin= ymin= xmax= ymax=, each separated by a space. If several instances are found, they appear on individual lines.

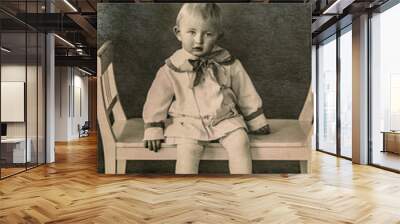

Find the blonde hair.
xmin=176 ymin=3 xmax=222 ymax=33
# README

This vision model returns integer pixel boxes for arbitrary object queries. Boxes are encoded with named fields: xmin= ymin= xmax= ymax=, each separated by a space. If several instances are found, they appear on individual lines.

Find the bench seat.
xmin=112 ymin=118 xmax=312 ymax=172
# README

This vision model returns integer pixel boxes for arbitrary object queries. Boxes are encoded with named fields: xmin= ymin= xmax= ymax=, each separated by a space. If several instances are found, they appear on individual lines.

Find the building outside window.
xmin=317 ymin=34 xmax=337 ymax=155
xmin=316 ymin=23 xmax=353 ymax=160
xmin=370 ymin=3 xmax=400 ymax=171
xmin=339 ymin=26 xmax=352 ymax=159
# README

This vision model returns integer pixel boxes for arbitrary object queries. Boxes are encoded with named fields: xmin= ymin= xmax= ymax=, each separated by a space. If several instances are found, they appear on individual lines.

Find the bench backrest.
xmin=97 ymin=41 xmax=127 ymax=144
xmin=299 ymin=87 xmax=313 ymax=123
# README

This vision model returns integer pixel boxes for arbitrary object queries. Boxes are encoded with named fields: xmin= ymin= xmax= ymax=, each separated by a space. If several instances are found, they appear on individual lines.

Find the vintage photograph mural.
xmin=97 ymin=3 xmax=312 ymax=174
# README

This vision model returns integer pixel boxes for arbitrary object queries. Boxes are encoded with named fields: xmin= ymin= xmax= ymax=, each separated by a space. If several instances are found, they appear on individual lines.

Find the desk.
xmin=1 ymin=138 xmax=31 ymax=163
xmin=382 ymin=131 xmax=400 ymax=154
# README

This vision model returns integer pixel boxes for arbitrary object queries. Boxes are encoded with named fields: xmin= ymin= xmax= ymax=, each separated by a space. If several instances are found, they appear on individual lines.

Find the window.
xmin=370 ymin=2 xmax=400 ymax=171
xmin=317 ymin=35 xmax=337 ymax=154
xmin=339 ymin=26 xmax=352 ymax=158
xmin=316 ymin=24 xmax=353 ymax=159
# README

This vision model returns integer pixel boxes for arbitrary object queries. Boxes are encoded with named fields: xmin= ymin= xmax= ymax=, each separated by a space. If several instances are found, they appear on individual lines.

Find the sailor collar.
xmin=165 ymin=46 xmax=235 ymax=73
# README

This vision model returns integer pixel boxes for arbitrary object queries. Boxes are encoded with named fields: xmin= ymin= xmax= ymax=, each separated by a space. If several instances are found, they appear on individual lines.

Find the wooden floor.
xmin=1 ymin=163 xmax=46 ymax=178
xmin=373 ymin=150 xmax=400 ymax=171
xmin=1 ymin=167 xmax=26 ymax=178
xmin=1 ymin=135 xmax=400 ymax=224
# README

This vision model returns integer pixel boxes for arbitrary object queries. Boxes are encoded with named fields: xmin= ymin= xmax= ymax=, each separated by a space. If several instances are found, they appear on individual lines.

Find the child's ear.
xmin=173 ymin=26 xmax=182 ymax=41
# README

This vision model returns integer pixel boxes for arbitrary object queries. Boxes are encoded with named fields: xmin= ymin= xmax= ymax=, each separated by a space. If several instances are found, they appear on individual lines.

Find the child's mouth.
xmin=193 ymin=47 xmax=203 ymax=51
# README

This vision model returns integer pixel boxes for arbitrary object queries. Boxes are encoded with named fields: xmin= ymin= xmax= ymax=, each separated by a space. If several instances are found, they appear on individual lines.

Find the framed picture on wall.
xmin=1 ymin=81 xmax=25 ymax=122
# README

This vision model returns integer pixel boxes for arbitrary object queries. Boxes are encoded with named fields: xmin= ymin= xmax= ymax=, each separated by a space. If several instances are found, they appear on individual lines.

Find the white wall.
xmin=1 ymin=65 xmax=26 ymax=81
xmin=55 ymin=66 xmax=89 ymax=141
xmin=1 ymin=63 xmax=46 ymax=164
xmin=55 ymin=66 xmax=70 ymax=141
xmin=72 ymin=73 xmax=89 ymax=138
xmin=1 ymin=65 xmax=26 ymax=140
xmin=1 ymin=65 xmax=38 ymax=138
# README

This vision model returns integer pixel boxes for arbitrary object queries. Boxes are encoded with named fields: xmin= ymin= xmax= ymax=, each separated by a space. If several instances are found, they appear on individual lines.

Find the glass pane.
xmin=0 ymin=1 xmax=46 ymax=178
xmin=317 ymin=35 xmax=337 ymax=154
xmin=371 ymin=4 xmax=400 ymax=171
xmin=340 ymin=27 xmax=352 ymax=158
xmin=38 ymin=32 xmax=45 ymax=165
xmin=25 ymin=1 xmax=39 ymax=170
xmin=1 ymin=31 xmax=27 ymax=178
xmin=27 ymin=31 xmax=38 ymax=169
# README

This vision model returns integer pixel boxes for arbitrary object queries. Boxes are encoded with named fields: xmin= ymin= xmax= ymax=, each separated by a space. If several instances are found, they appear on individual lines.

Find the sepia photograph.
xmin=97 ymin=3 xmax=311 ymax=174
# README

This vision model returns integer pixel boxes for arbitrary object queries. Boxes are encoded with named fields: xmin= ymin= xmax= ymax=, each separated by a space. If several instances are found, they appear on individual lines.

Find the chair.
xmin=78 ymin=121 xmax=90 ymax=138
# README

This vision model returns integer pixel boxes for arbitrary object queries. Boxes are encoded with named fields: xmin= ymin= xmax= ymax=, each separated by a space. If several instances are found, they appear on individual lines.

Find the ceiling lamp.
xmin=54 ymin=34 xmax=76 ymax=48
xmin=323 ymin=0 xmax=355 ymax=15
xmin=63 ymin=0 xmax=78 ymax=12
xmin=78 ymin=67 xmax=94 ymax=76
xmin=1 ymin=47 xmax=11 ymax=53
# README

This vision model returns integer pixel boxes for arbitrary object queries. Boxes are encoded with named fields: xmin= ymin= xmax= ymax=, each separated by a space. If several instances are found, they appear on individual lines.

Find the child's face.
xmin=175 ymin=15 xmax=220 ymax=57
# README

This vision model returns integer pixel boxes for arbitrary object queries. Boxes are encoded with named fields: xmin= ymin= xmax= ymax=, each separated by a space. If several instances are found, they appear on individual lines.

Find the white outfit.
xmin=142 ymin=46 xmax=269 ymax=174
xmin=174 ymin=128 xmax=252 ymax=174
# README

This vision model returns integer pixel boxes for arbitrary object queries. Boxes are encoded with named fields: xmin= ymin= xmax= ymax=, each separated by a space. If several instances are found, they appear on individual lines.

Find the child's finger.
xmin=156 ymin=140 xmax=161 ymax=152
xmin=265 ymin=125 xmax=271 ymax=134
xmin=151 ymin=141 xmax=156 ymax=151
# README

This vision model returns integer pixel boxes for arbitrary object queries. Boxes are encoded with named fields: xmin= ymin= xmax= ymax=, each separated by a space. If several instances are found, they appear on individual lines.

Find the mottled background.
xmin=98 ymin=3 xmax=311 ymax=119
xmin=97 ymin=3 xmax=311 ymax=173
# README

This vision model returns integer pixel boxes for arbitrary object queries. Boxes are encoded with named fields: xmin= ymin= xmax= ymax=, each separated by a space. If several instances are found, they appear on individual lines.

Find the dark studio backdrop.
xmin=97 ymin=3 xmax=311 ymax=173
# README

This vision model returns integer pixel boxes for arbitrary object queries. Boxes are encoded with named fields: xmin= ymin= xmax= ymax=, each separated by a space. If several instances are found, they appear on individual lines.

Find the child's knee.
xmin=177 ymin=143 xmax=203 ymax=157
xmin=221 ymin=128 xmax=250 ymax=149
xmin=175 ymin=142 xmax=204 ymax=174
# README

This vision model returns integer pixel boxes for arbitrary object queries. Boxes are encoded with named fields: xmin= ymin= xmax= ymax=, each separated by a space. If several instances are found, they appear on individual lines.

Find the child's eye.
xmin=206 ymin=32 xmax=213 ymax=36
xmin=188 ymin=31 xmax=195 ymax=35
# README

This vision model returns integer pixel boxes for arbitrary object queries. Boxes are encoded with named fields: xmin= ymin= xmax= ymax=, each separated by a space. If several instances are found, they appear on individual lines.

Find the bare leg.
xmin=219 ymin=128 xmax=252 ymax=174
xmin=175 ymin=140 xmax=204 ymax=174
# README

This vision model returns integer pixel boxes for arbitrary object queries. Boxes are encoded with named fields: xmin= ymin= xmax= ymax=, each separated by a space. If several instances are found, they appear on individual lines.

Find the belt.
xmin=171 ymin=112 xmax=237 ymax=127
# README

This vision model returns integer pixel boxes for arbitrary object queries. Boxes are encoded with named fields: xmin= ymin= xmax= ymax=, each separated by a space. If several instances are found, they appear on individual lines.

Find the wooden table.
xmin=382 ymin=131 xmax=400 ymax=154
xmin=1 ymin=138 xmax=32 ymax=164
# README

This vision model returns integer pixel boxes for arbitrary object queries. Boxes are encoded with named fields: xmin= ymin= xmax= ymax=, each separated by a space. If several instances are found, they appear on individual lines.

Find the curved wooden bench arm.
xmin=97 ymin=41 xmax=127 ymax=174
xmin=299 ymin=86 xmax=314 ymax=123
xmin=98 ymin=40 xmax=112 ymax=57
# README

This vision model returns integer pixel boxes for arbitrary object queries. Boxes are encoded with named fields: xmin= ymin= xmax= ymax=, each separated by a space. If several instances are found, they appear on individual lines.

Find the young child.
xmin=143 ymin=3 xmax=270 ymax=174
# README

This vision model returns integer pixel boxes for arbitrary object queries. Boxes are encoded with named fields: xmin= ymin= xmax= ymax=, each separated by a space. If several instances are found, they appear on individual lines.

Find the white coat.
xmin=143 ymin=46 xmax=269 ymax=141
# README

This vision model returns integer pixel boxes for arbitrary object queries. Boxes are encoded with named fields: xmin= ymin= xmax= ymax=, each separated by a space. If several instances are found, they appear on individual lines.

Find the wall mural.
xmin=97 ymin=3 xmax=311 ymax=174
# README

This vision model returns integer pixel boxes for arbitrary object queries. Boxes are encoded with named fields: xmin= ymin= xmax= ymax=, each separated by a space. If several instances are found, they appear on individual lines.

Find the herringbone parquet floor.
xmin=1 ymin=134 xmax=400 ymax=224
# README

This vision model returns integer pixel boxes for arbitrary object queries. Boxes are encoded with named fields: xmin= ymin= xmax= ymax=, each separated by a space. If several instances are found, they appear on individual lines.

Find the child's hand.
xmin=144 ymin=140 xmax=162 ymax=152
xmin=251 ymin=124 xmax=271 ymax=135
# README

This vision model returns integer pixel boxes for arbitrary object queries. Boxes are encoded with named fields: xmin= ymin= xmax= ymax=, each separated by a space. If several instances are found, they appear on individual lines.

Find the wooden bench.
xmin=98 ymin=41 xmax=313 ymax=174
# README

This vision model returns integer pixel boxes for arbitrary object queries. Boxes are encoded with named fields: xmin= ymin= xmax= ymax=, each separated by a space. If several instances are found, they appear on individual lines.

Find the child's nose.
xmin=194 ymin=33 xmax=204 ymax=44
